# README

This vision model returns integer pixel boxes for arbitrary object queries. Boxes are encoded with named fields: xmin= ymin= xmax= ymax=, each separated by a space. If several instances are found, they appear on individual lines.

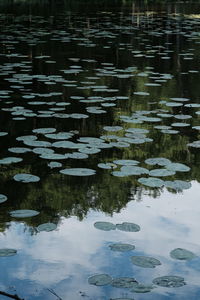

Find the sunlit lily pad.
xmin=116 ymin=222 xmax=140 ymax=232
xmin=166 ymin=163 xmax=190 ymax=172
xmin=165 ymin=180 xmax=191 ymax=190
xmin=48 ymin=161 xmax=62 ymax=168
xmin=88 ymin=274 xmax=112 ymax=286
xmin=145 ymin=157 xmax=171 ymax=166
xmin=130 ymin=284 xmax=154 ymax=293
xmin=37 ymin=222 xmax=57 ymax=232
xmin=94 ymin=221 xmax=116 ymax=231
xmin=98 ymin=163 xmax=117 ymax=169
xmin=149 ymin=169 xmax=175 ymax=177
xmin=60 ymin=168 xmax=96 ymax=176
xmin=111 ymin=277 xmax=138 ymax=288
xmin=170 ymin=248 xmax=196 ymax=260
xmin=113 ymin=160 xmax=139 ymax=166
xmin=33 ymin=128 xmax=56 ymax=134
xmin=109 ymin=243 xmax=135 ymax=252
xmin=13 ymin=173 xmax=40 ymax=183
xmin=10 ymin=209 xmax=40 ymax=218
xmin=138 ymin=177 xmax=164 ymax=187
xmin=0 ymin=249 xmax=17 ymax=257
xmin=131 ymin=256 xmax=161 ymax=268
xmin=8 ymin=147 xmax=31 ymax=154
xmin=120 ymin=166 xmax=149 ymax=176
xmin=0 ymin=157 xmax=23 ymax=164
xmin=152 ymin=276 xmax=186 ymax=287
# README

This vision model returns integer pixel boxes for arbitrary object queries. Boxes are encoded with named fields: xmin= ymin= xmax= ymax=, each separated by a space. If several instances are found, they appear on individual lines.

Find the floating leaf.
xmin=37 ymin=223 xmax=57 ymax=232
xmin=13 ymin=173 xmax=40 ymax=183
xmin=0 ymin=194 xmax=8 ymax=203
xmin=120 ymin=166 xmax=149 ymax=176
xmin=98 ymin=163 xmax=117 ymax=169
xmin=131 ymin=256 xmax=161 ymax=268
xmin=165 ymin=180 xmax=191 ymax=190
xmin=170 ymin=248 xmax=196 ymax=260
xmin=145 ymin=157 xmax=171 ymax=166
xmin=130 ymin=284 xmax=154 ymax=293
xmin=60 ymin=168 xmax=96 ymax=176
xmin=149 ymin=169 xmax=175 ymax=177
xmin=138 ymin=177 xmax=164 ymax=188
xmin=152 ymin=276 xmax=186 ymax=287
xmin=88 ymin=274 xmax=112 ymax=286
xmin=111 ymin=277 xmax=138 ymax=288
xmin=0 ymin=249 xmax=17 ymax=257
xmin=109 ymin=243 xmax=135 ymax=252
xmin=113 ymin=160 xmax=139 ymax=166
xmin=10 ymin=209 xmax=40 ymax=218
xmin=94 ymin=221 xmax=116 ymax=231
xmin=116 ymin=222 xmax=140 ymax=232
xmin=166 ymin=163 xmax=190 ymax=172
xmin=0 ymin=157 xmax=23 ymax=165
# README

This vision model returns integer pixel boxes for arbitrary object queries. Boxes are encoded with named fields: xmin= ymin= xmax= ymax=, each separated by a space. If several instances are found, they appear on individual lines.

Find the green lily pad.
xmin=116 ymin=222 xmax=140 ymax=232
xmin=37 ymin=223 xmax=57 ymax=232
xmin=98 ymin=163 xmax=117 ymax=169
xmin=131 ymin=256 xmax=161 ymax=268
xmin=130 ymin=284 xmax=154 ymax=293
xmin=109 ymin=243 xmax=135 ymax=252
xmin=170 ymin=248 xmax=196 ymax=260
xmin=13 ymin=173 xmax=40 ymax=183
xmin=10 ymin=209 xmax=40 ymax=218
xmin=113 ymin=160 xmax=139 ymax=166
xmin=138 ymin=177 xmax=164 ymax=187
xmin=88 ymin=274 xmax=112 ymax=286
xmin=0 ymin=194 xmax=8 ymax=203
xmin=0 ymin=157 xmax=23 ymax=165
xmin=48 ymin=161 xmax=62 ymax=169
xmin=145 ymin=157 xmax=171 ymax=166
xmin=152 ymin=276 xmax=186 ymax=287
xmin=187 ymin=141 xmax=200 ymax=148
xmin=60 ymin=168 xmax=96 ymax=176
xmin=149 ymin=169 xmax=175 ymax=177
xmin=33 ymin=128 xmax=56 ymax=134
xmin=166 ymin=163 xmax=190 ymax=172
xmin=0 ymin=249 xmax=17 ymax=257
xmin=94 ymin=221 xmax=116 ymax=231
xmin=8 ymin=147 xmax=31 ymax=154
xmin=120 ymin=166 xmax=149 ymax=176
xmin=103 ymin=126 xmax=123 ymax=132
xmin=165 ymin=180 xmax=191 ymax=190
xmin=111 ymin=277 xmax=138 ymax=288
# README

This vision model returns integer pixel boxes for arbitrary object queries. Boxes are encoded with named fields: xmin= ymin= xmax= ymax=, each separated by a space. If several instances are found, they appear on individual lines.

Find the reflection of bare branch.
xmin=0 ymin=290 xmax=24 ymax=300
xmin=47 ymin=289 xmax=62 ymax=300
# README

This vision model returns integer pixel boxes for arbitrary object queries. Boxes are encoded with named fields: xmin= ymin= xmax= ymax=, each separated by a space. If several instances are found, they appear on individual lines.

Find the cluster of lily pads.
xmin=88 ymin=220 xmax=196 ymax=296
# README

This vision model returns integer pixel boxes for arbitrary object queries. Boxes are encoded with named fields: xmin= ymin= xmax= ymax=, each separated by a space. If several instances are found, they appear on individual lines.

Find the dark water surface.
xmin=0 ymin=1 xmax=200 ymax=299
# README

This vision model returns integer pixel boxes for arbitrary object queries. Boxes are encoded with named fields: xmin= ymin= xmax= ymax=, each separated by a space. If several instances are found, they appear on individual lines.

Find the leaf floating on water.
xmin=33 ymin=128 xmax=56 ymax=134
xmin=130 ymin=284 xmax=154 ymax=293
xmin=113 ymin=159 xmax=139 ymax=166
xmin=116 ymin=222 xmax=140 ymax=232
xmin=170 ymin=248 xmax=196 ymax=260
xmin=166 ymin=163 xmax=190 ymax=172
xmin=138 ymin=177 xmax=164 ymax=188
xmin=0 ymin=157 xmax=23 ymax=165
xmin=131 ymin=256 xmax=161 ymax=268
xmin=98 ymin=163 xmax=117 ymax=169
xmin=103 ymin=126 xmax=123 ymax=132
xmin=0 ymin=194 xmax=8 ymax=203
xmin=111 ymin=277 xmax=138 ymax=288
xmin=48 ymin=161 xmax=62 ymax=169
xmin=145 ymin=157 xmax=171 ymax=166
xmin=13 ymin=173 xmax=40 ymax=183
xmin=0 ymin=248 xmax=17 ymax=257
xmin=149 ymin=168 xmax=175 ymax=177
xmin=37 ymin=223 xmax=57 ymax=232
xmin=109 ymin=243 xmax=135 ymax=252
xmin=165 ymin=180 xmax=191 ymax=190
xmin=88 ymin=274 xmax=112 ymax=286
xmin=152 ymin=276 xmax=186 ymax=287
xmin=10 ymin=209 xmax=40 ymax=218
xmin=94 ymin=221 xmax=116 ymax=231
xmin=60 ymin=168 xmax=96 ymax=176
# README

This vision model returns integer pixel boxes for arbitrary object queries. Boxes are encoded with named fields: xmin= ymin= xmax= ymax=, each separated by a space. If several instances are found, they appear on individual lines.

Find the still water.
xmin=0 ymin=1 xmax=200 ymax=299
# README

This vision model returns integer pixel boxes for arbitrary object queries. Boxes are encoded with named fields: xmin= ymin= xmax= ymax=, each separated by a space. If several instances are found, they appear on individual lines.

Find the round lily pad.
xmin=10 ymin=209 xmax=40 ymax=218
xmin=37 ymin=223 xmax=57 ymax=232
xmin=131 ymin=256 xmax=161 ymax=268
xmin=130 ymin=284 xmax=154 ymax=293
xmin=145 ymin=157 xmax=171 ymax=166
xmin=152 ymin=276 xmax=186 ymax=287
xmin=88 ymin=274 xmax=112 ymax=286
xmin=120 ymin=166 xmax=149 ymax=176
xmin=111 ymin=277 xmax=138 ymax=288
xmin=149 ymin=169 xmax=175 ymax=177
xmin=138 ymin=177 xmax=164 ymax=188
xmin=109 ymin=243 xmax=135 ymax=252
xmin=0 ymin=194 xmax=7 ymax=203
xmin=116 ymin=222 xmax=140 ymax=232
xmin=166 ymin=163 xmax=190 ymax=172
xmin=165 ymin=180 xmax=191 ymax=190
xmin=13 ymin=173 xmax=40 ymax=183
xmin=0 ymin=157 xmax=23 ymax=165
xmin=170 ymin=248 xmax=196 ymax=260
xmin=113 ymin=160 xmax=139 ymax=166
xmin=94 ymin=221 xmax=116 ymax=231
xmin=60 ymin=168 xmax=96 ymax=176
xmin=0 ymin=248 xmax=17 ymax=257
xmin=98 ymin=163 xmax=117 ymax=169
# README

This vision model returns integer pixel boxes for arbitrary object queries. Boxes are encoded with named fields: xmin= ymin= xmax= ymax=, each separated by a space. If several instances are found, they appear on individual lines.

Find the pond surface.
xmin=0 ymin=1 xmax=200 ymax=299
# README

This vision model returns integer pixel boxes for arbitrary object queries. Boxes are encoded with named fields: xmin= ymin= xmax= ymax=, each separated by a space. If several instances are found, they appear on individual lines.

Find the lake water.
xmin=0 ymin=1 xmax=200 ymax=299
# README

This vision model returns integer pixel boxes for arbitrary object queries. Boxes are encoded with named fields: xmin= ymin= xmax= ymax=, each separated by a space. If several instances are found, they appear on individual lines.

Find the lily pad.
xmin=131 ymin=256 xmax=161 ymax=268
xmin=130 ymin=284 xmax=154 ymax=293
xmin=152 ymin=276 xmax=186 ymax=287
xmin=138 ymin=177 xmax=164 ymax=187
xmin=116 ymin=222 xmax=140 ymax=232
xmin=149 ymin=169 xmax=175 ymax=177
xmin=37 ymin=223 xmax=57 ymax=232
xmin=111 ymin=277 xmax=138 ymax=288
xmin=170 ymin=248 xmax=196 ymax=260
xmin=60 ymin=168 xmax=96 ymax=176
xmin=166 ymin=163 xmax=190 ymax=172
xmin=165 ymin=180 xmax=191 ymax=190
xmin=109 ymin=243 xmax=135 ymax=252
xmin=10 ymin=209 xmax=40 ymax=218
xmin=120 ymin=166 xmax=149 ymax=176
xmin=0 ymin=157 xmax=23 ymax=165
xmin=88 ymin=274 xmax=112 ymax=286
xmin=94 ymin=221 xmax=116 ymax=231
xmin=0 ymin=194 xmax=8 ymax=203
xmin=13 ymin=173 xmax=40 ymax=183
xmin=0 ymin=249 xmax=17 ymax=257
xmin=145 ymin=157 xmax=171 ymax=166
xmin=113 ymin=160 xmax=139 ymax=166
